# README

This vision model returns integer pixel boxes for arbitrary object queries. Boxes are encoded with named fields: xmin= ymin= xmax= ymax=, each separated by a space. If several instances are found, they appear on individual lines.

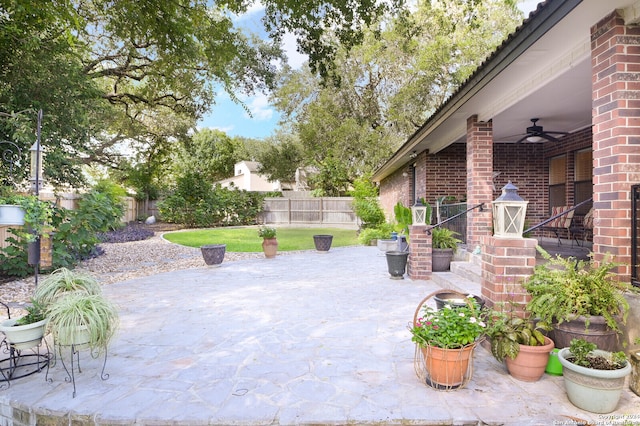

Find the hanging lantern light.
xmin=492 ymin=181 xmax=528 ymax=238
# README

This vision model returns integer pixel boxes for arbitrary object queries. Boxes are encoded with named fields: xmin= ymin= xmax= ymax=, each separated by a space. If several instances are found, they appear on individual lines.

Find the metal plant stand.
xmin=54 ymin=342 xmax=109 ymax=398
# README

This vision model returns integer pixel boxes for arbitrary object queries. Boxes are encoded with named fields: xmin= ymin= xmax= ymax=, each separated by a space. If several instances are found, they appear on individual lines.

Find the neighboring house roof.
xmin=372 ymin=0 xmax=640 ymax=182
xmin=240 ymin=161 xmax=261 ymax=173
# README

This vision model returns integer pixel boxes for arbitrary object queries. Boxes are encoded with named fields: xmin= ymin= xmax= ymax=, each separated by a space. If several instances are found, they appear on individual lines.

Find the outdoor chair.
xmin=570 ymin=207 xmax=593 ymax=247
xmin=541 ymin=205 xmax=575 ymax=246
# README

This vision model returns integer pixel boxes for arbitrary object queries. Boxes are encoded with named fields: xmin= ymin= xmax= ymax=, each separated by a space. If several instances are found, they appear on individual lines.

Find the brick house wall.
xmin=590 ymin=10 xmax=640 ymax=279
xmin=378 ymin=162 xmax=412 ymax=221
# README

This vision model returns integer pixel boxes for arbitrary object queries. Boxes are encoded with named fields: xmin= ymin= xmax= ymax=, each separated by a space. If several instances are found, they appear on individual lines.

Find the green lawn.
xmin=163 ymin=227 xmax=360 ymax=252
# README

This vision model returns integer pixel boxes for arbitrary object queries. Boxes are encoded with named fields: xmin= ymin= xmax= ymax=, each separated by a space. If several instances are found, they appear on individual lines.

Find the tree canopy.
xmin=0 ymin=0 xmax=403 ymax=188
xmin=261 ymin=0 xmax=523 ymax=195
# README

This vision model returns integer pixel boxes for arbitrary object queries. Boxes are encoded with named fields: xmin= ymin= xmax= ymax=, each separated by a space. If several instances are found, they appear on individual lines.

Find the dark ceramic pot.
xmin=200 ymin=244 xmax=226 ymax=266
xmin=386 ymin=250 xmax=409 ymax=280
xmin=313 ymin=235 xmax=333 ymax=252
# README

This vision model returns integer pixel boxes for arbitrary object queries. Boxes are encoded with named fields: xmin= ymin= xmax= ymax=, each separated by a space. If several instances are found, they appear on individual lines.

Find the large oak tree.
xmin=0 ymin=0 xmax=403 ymax=188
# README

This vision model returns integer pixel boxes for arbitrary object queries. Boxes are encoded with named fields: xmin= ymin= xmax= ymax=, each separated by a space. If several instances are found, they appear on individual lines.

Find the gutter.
xmin=371 ymin=0 xmax=582 ymax=183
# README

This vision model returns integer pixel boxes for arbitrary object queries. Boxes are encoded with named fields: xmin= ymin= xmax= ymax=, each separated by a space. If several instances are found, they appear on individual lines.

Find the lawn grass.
xmin=163 ymin=227 xmax=360 ymax=252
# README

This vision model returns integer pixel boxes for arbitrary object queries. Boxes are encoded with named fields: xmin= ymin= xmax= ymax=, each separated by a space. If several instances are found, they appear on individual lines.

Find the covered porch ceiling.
xmin=373 ymin=0 xmax=640 ymax=182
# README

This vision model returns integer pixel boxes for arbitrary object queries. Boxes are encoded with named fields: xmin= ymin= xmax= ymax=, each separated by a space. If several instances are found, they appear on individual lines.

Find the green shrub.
xmin=351 ymin=177 xmax=385 ymax=229
xmin=0 ymin=186 xmax=127 ymax=277
xmin=357 ymin=223 xmax=394 ymax=245
xmin=157 ymin=178 xmax=266 ymax=228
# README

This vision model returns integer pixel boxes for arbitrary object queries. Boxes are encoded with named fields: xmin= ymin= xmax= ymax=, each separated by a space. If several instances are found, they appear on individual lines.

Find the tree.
xmin=255 ymin=131 xmax=304 ymax=184
xmin=0 ymin=0 xmax=403 ymax=188
xmin=176 ymin=129 xmax=243 ymax=182
xmin=271 ymin=0 xmax=522 ymax=194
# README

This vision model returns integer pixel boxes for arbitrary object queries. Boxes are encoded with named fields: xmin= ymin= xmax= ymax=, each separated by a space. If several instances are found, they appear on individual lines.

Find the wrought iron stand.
xmin=54 ymin=342 xmax=109 ymax=398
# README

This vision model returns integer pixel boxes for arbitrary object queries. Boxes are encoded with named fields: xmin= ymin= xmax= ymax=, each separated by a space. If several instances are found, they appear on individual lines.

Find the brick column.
xmin=480 ymin=236 xmax=537 ymax=315
xmin=466 ymin=115 xmax=494 ymax=250
xmin=591 ymin=11 xmax=640 ymax=280
xmin=408 ymin=225 xmax=431 ymax=280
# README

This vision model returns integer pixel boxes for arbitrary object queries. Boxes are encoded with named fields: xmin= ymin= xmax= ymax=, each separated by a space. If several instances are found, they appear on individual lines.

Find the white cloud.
xmin=282 ymin=32 xmax=307 ymax=69
xmin=245 ymin=93 xmax=274 ymax=121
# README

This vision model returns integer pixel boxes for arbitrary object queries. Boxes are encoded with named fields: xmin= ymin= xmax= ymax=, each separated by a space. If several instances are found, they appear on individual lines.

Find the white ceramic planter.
xmin=0 ymin=318 xmax=47 ymax=350
xmin=558 ymin=347 xmax=631 ymax=413
xmin=0 ymin=204 xmax=26 ymax=226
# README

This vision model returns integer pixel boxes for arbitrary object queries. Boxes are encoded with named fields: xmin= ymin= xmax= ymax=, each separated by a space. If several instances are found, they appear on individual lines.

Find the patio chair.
xmin=541 ymin=205 xmax=575 ymax=246
xmin=570 ymin=207 xmax=593 ymax=247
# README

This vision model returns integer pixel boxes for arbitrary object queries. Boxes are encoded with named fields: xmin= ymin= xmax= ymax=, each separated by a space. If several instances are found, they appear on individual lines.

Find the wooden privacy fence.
xmin=260 ymin=197 xmax=357 ymax=226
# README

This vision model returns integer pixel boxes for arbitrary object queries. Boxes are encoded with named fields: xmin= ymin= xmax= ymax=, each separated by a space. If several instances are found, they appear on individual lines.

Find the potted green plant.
xmin=258 ymin=226 xmax=278 ymax=258
xmin=558 ymin=338 xmax=631 ymax=414
xmin=485 ymin=303 xmax=554 ymax=382
xmin=0 ymin=300 xmax=48 ymax=350
xmin=46 ymin=292 xmax=118 ymax=351
xmin=524 ymin=247 xmax=632 ymax=351
xmin=33 ymin=267 xmax=102 ymax=306
xmin=410 ymin=291 xmax=486 ymax=389
xmin=34 ymin=267 xmax=118 ymax=351
xmin=431 ymin=227 xmax=462 ymax=271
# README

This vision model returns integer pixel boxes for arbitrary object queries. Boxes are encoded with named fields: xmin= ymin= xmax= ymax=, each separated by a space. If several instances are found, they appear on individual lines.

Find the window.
xmin=549 ymin=155 xmax=566 ymax=209
xmin=574 ymin=149 xmax=593 ymax=214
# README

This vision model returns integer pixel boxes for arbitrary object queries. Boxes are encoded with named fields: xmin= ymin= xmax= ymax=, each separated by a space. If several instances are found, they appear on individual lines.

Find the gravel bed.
xmin=0 ymin=233 xmax=267 ymax=310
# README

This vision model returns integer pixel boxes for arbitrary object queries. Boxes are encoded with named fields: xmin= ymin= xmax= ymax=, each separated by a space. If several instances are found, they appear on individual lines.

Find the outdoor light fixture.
xmin=492 ymin=181 xmax=528 ymax=238
xmin=411 ymin=200 xmax=428 ymax=226
xmin=409 ymin=151 xmax=418 ymax=159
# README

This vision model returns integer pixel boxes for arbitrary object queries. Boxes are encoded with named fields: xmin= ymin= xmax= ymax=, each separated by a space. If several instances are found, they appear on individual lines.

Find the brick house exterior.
xmin=373 ymin=1 xmax=640 ymax=308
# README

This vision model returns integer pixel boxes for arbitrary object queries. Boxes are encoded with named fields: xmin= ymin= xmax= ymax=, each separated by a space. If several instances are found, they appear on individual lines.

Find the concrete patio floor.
xmin=0 ymin=245 xmax=637 ymax=425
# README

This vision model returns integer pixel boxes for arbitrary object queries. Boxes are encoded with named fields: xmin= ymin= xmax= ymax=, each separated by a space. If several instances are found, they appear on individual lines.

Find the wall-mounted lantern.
xmin=492 ymin=181 xmax=528 ymax=238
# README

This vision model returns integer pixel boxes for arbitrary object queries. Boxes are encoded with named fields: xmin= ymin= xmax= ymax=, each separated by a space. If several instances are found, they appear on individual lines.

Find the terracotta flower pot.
xmin=262 ymin=237 xmax=278 ymax=258
xmin=505 ymin=336 xmax=554 ymax=382
xmin=421 ymin=343 xmax=475 ymax=388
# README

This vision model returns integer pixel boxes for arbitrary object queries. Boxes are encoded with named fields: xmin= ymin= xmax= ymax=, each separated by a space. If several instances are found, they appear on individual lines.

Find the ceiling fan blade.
xmin=541 ymin=133 xmax=560 ymax=142
xmin=514 ymin=134 xmax=530 ymax=143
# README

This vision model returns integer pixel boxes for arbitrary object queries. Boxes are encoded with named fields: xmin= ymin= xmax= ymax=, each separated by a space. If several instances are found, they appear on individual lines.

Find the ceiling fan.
xmin=515 ymin=118 xmax=568 ymax=143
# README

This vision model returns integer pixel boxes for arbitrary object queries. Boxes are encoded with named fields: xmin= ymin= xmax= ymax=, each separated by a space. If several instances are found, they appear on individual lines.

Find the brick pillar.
xmin=408 ymin=225 xmax=431 ymax=280
xmin=591 ymin=11 xmax=640 ymax=280
xmin=480 ymin=236 xmax=537 ymax=315
xmin=466 ymin=115 xmax=494 ymax=250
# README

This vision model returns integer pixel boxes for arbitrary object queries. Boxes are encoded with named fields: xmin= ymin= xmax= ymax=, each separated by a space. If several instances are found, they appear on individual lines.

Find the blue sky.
xmin=197 ymin=0 xmax=542 ymax=140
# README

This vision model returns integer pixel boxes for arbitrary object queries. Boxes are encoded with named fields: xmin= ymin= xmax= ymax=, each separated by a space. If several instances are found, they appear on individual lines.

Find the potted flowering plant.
xmin=410 ymin=291 xmax=486 ymax=389
xmin=258 ymin=226 xmax=277 ymax=258
xmin=484 ymin=302 xmax=554 ymax=382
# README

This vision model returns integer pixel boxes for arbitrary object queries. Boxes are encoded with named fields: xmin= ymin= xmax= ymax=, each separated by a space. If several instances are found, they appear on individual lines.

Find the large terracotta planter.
xmin=552 ymin=315 xmax=619 ymax=352
xmin=262 ymin=237 xmax=278 ymax=258
xmin=421 ymin=343 xmax=475 ymax=388
xmin=505 ymin=336 xmax=554 ymax=382
xmin=558 ymin=347 xmax=631 ymax=414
